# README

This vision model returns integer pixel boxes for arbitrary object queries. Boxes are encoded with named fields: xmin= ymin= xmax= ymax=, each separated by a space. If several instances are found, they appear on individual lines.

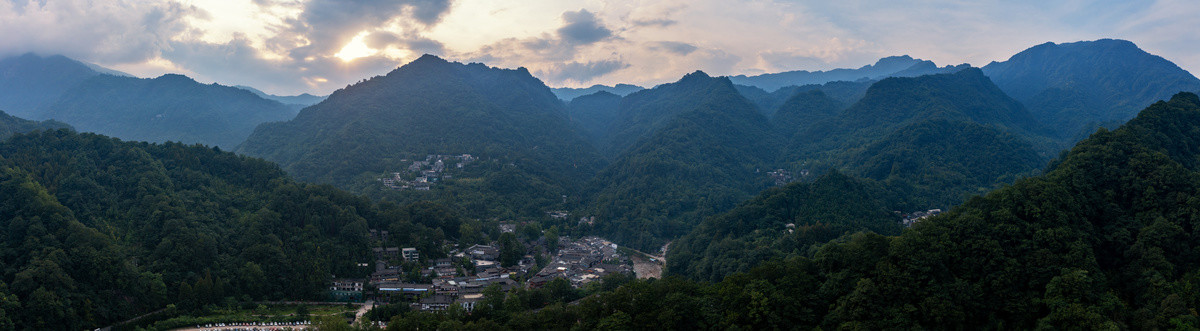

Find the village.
xmin=379 ymin=154 xmax=476 ymax=190
xmin=900 ymin=208 xmax=943 ymax=226
xmin=329 ymin=228 xmax=635 ymax=313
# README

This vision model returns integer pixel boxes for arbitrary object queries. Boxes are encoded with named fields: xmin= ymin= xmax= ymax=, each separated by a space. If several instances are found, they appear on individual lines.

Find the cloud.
xmin=280 ymin=0 xmax=454 ymax=57
xmin=536 ymin=60 xmax=629 ymax=84
xmin=462 ymin=7 xmax=619 ymax=77
xmin=162 ymin=34 xmax=402 ymax=95
xmin=3 ymin=0 xmax=1198 ymax=96
xmin=650 ymin=41 xmax=697 ymax=55
xmin=631 ymin=18 xmax=677 ymax=28
xmin=366 ymin=31 xmax=446 ymax=55
xmin=557 ymin=9 xmax=612 ymax=45
xmin=0 ymin=0 xmax=195 ymax=63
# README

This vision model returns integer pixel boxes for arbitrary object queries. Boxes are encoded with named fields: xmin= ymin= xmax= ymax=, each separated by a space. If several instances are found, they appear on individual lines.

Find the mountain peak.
xmin=155 ymin=73 xmax=197 ymax=83
xmin=873 ymin=55 xmax=917 ymax=66
xmin=682 ymin=70 xmax=711 ymax=80
xmin=408 ymin=54 xmax=450 ymax=68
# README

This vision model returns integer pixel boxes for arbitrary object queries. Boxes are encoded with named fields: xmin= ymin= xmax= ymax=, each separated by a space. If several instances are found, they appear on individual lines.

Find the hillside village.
xmin=379 ymin=154 xmax=477 ymax=190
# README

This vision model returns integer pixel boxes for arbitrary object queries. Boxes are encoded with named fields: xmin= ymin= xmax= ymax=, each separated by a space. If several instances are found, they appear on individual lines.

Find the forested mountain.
xmin=566 ymin=91 xmax=621 ymax=148
xmin=735 ymin=80 xmax=871 ymax=117
xmin=237 ymin=55 xmax=604 ymax=218
xmin=0 ymin=110 xmax=71 ymax=139
xmin=581 ymin=71 xmax=780 ymax=251
xmin=427 ymin=92 xmax=1200 ymax=330
xmin=667 ymin=172 xmax=901 ymax=282
xmin=0 ymin=53 xmax=103 ymax=119
xmin=843 ymin=120 xmax=1045 ymax=208
xmin=730 ymin=55 xmax=963 ymax=92
xmin=235 ymin=85 xmax=326 ymax=107
xmin=42 ymin=74 xmax=297 ymax=149
xmin=669 ymin=119 xmax=1045 ymax=282
xmin=778 ymin=68 xmax=1051 ymax=209
xmin=982 ymin=39 xmax=1200 ymax=139
xmin=791 ymin=68 xmax=1044 ymax=159
xmin=550 ymin=84 xmax=643 ymax=102
xmin=0 ymin=130 xmax=470 ymax=329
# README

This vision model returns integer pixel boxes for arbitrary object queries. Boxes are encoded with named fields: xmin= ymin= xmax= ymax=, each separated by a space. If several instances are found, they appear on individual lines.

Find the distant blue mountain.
xmin=551 ymin=83 xmax=644 ymax=101
xmin=235 ymin=85 xmax=327 ymax=107
xmin=730 ymin=55 xmax=967 ymax=92
xmin=0 ymin=53 xmax=105 ymax=119
xmin=45 ymin=73 xmax=297 ymax=149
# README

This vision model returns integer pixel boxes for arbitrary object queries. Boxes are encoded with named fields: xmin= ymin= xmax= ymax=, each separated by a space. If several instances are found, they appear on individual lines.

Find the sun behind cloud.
xmin=334 ymin=31 xmax=378 ymax=62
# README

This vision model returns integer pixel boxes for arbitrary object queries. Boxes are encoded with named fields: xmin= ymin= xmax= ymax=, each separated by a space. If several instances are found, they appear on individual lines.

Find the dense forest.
xmin=0 ymin=110 xmax=70 ymax=140
xmin=0 ymin=130 xmax=467 ymax=329
xmin=666 ymin=172 xmax=902 ymax=282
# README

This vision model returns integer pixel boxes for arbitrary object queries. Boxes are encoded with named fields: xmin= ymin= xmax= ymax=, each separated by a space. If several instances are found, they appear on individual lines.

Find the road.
xmin=354 ymin=300 xmax=374 ymax=325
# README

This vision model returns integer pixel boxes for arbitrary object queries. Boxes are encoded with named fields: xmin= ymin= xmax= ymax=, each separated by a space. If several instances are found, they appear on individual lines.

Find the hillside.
xmin=237 ymin=55 xmax=604 ymax=218
xmin=667 ymin=172 xmax=901 ymax=282
xmin=0 ymin=110 xmax=71 ymax=139
xmin=567 ymin=91 xmax=622 ymax=148
xmin=982 ymin=39 xmax=1200 ymax=139
xmin=42 ymin=74 xmax=296 ymax=149
xmin=0 ymin=130 xmax=469 ymax=329
xmin=770 ymin=89 xmax=843 ymax=138
xmin=0 ymin=53 xmax=102 ymax=119
xmin=581 ymin=71 xmax=781 ymax=250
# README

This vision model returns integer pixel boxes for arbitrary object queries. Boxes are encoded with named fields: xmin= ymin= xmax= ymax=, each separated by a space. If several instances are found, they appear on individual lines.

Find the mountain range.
xmin=235 ymin=85 xmax=327 ymax=107
xmin=730 ymin=55 xmax=969 ymax=92
xmin=0 ymin=53 xmax=300 ymax=149
xmin=550 ymin=83 xmax=644 ymax=101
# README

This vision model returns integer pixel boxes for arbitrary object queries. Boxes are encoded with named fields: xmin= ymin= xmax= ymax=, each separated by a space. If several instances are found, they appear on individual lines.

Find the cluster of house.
xmin=528 ymin=236 xmax=632 ymax=288
xmin=379 ymin=154 xmax=476 ymax=190
xmin=901 ymin=209 xmax=943 ymax=226
xmin=766 ymin=169 xmax=796 ymax=186
xmin=333 ymin=228 xmax=541 ymax=312
xmin=332 ymin=230 xmax=635 ymax=313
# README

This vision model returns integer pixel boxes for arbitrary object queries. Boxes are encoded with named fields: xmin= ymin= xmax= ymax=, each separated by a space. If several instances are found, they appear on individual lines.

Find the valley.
xmin=1 ymin=32 xmax=1200 ymax=330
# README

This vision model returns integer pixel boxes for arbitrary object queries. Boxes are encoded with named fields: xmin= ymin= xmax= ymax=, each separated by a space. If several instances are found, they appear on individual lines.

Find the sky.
xmin=1 ymin=0 xmax=1197 ymax=96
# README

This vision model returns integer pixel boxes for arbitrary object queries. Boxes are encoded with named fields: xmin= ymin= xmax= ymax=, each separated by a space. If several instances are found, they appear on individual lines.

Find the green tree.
xmin=499 ymin=232 xmax=522 ymax=267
